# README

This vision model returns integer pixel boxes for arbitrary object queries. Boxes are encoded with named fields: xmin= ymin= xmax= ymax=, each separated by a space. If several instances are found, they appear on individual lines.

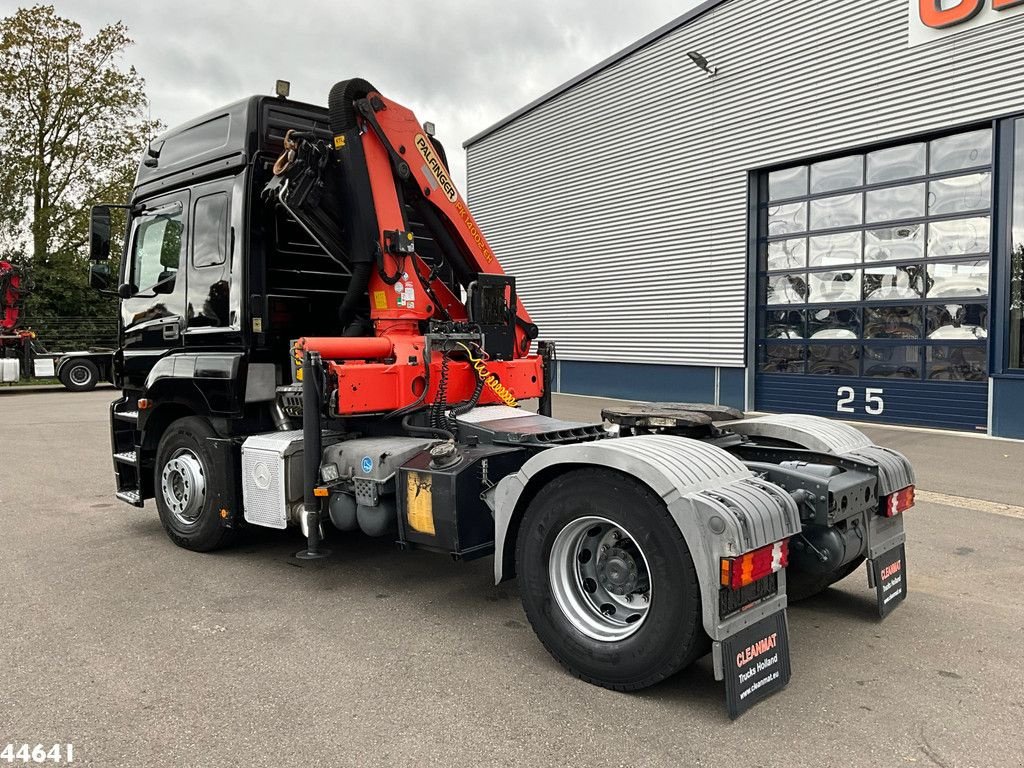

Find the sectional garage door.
xmin=755 ymin=126 xmax=991 ymax=431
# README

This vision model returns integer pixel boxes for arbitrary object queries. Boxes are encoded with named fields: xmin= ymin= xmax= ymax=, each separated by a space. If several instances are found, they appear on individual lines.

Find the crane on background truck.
xmin=1 ymin=259 xmax=113 ymax=390
xmin=87 ymin=79 xmax=915 ymax=718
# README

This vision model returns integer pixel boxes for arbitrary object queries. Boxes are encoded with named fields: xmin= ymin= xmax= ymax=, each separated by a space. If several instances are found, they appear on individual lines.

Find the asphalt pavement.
xmin=1 ymin=389 xmax=1022 ymax=767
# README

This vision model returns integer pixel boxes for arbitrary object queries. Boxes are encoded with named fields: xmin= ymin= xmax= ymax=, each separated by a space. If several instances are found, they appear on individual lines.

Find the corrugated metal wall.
xmin=465 ymin=0 xmax=1024 ymax=368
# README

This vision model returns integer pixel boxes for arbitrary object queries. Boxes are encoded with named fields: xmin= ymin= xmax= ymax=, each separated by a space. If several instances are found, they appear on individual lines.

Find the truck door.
xmin=120 ymin=190 xmax=190 ymax=389
xmin=184 ymin=179 xmax=237 ymax=348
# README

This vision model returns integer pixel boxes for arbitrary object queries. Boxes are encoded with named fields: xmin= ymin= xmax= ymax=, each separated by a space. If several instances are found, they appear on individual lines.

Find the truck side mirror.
xmin=89 ymin=262 xmax=112 ymax=292
xmin=90 ymin=205 xmax=112 ymax=261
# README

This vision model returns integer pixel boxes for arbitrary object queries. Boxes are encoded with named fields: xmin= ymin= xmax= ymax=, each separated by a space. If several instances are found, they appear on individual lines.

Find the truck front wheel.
xmin=59 ymin=359 xmax=98 ymax=391
xmin=154 ymin=417 xmax=235 ymax=552
xmin=515 ymin=468 xmax=708 ymax=691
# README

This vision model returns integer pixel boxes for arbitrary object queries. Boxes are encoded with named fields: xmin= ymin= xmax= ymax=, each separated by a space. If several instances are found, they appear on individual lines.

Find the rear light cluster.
xmin=720 ymin=539 xmax=789 ymax=591
xmin=881 ymin=485 xmax=915 ymax=517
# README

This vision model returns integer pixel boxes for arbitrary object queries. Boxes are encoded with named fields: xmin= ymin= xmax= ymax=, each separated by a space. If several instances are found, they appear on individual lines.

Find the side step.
xmin=116 ymin=489 xmax=143 ymax=506
xmin=110 ymin=396 xmax=145 ymax=507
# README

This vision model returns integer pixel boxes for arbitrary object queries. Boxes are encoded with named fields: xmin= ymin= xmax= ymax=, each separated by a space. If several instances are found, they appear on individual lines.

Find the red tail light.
xmin=881 ymin=485 xmax=915 ymax=517
xmin=720 ymin=539 xmax=789 ymax=591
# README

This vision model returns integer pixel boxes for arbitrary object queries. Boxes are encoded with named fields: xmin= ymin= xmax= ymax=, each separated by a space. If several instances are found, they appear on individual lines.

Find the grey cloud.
xmin=0 ymin=0 xmax=701 ymax=185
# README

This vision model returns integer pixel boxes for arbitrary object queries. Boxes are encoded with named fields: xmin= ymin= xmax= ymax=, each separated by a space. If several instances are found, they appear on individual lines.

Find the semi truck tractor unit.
xmin=88 ymin=80 xmax=915 ymax=717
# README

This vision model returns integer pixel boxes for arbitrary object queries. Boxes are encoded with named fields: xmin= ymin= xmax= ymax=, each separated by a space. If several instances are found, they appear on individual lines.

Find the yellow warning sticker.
xmin=373 ymin=290 xmax=388 ymax=310
xmin=406 ymin=471 xmax=435 ymax=535
xmin=333 ymin=135 xmax=346 ymax=148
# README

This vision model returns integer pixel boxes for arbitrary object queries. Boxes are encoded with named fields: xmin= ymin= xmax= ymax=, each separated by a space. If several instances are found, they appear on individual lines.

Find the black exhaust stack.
xmin=296 ymin=350 xmax=331 ymax=560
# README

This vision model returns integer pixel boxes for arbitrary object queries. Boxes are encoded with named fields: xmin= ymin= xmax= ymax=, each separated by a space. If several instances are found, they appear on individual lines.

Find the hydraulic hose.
xmin=401 ymin=413 xmax=453 ymax=442
xmin=339 ymin=261 xmax=373 ymax=329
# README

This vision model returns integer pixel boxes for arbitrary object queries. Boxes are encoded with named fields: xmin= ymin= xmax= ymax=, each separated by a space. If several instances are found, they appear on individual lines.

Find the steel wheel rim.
xmin=548 ymin=515 xmax=652 ymax=642
xmin=68 ymin=365 xmax=91 ymax=385
xmin=161 ymin=448 xmax=207 ymax=527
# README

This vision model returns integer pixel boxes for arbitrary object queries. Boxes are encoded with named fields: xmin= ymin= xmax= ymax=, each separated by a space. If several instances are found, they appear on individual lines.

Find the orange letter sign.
xmin=918 ymin=0 xmax=984 ymax=28
xmin=993 ymin=0 xmax=1024 ymax=9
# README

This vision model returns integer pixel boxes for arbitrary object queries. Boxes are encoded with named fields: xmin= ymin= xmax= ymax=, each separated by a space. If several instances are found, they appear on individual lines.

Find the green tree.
xmin=0 ymin=4 xmax=159 ymax=319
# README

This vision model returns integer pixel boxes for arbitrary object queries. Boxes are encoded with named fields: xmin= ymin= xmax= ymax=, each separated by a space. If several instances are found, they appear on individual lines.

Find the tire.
xmin=515 ymin=468 xmax=708 ymax=691
xmin=786 ymin=556 xmax=866 ymax=601
xmin=59 ymin=358 xmax=98 ymax=391
xmin=154 ymin=416 xmax=235 ymax=552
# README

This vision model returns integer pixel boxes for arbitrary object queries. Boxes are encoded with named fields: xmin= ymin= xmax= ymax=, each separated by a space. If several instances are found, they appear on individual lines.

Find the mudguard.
xmin=728 ymin=414 xmax=915 ymax=495
xmin=491 ymin=434 xmax=801 ymax=642
xmin=728 ymin=414 xmax=915 ymax=560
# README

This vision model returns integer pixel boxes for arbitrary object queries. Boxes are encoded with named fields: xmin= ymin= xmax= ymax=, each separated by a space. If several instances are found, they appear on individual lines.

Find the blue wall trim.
xmin=991 ymin=377 xmax=1024 ymax=438
xmin=756 ymin=374 xmax=988 ymax=432
xmin=720 ymin=367 xmax=745 ymax=409
xmin=558 ymin=360 xmax=744 ymax=408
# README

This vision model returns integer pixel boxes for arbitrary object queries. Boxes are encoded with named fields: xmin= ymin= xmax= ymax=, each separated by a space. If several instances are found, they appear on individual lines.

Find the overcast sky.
xmin=0 ymin=0 xmax=703 ymax=187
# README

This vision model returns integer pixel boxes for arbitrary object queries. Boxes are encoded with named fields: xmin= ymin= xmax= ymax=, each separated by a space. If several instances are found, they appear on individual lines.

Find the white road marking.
xmin=915 ymin=489 xmax=1024 ymax=521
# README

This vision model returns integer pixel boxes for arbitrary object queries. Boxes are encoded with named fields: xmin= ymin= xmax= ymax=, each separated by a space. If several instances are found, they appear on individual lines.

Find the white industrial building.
xmin=464 ymin=0 xmax=1024 ymax=437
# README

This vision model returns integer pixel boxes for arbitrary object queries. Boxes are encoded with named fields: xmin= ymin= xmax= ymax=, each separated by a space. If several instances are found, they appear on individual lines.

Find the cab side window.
xmin=192 ymin=193 xmax=229 ymax=268
xmin=130 ymin=206 xmax=184 ymax=293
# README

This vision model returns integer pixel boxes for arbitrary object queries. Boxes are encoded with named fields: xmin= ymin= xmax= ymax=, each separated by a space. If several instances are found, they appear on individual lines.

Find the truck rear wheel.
xmin=515 ymin=468 xmax=708 ymax=691
xmin=154 ymin=417 xmax=235 ymax=552
xmin=59 ymin=358 xmax=98 ymax=391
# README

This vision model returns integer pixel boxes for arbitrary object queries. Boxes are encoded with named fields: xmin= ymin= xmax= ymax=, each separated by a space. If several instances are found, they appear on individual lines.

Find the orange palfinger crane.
xmin=267 ymin=79 xmax=541 ymax=422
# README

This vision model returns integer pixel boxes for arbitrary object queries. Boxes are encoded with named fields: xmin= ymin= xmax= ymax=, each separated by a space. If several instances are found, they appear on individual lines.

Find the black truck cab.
xmin=92 ymin=95 xmax=346 ymax=506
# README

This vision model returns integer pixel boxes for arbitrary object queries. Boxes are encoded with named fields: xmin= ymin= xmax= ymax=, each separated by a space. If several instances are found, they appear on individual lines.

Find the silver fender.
xmin=492 ymin=434 xmax=801 ymax=640
xmin=728 ymin=413 xmax=914 ymax=556
xmin=728 ymin=414 xmax=915 ymax=495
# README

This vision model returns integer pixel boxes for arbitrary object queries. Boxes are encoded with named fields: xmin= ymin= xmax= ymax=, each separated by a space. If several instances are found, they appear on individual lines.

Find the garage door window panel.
xmin=765 ymin=238 xmax=807 ymax=270
xmin=808 ymin=307 xmax=861 ymax=339
xmin=926 ymin=303 xmax=988 ymax=340
xmin=928 ymin=173 xmax=991 ymax=216
xmin=810 ymin=193 xmax=862 ymax=230
xmin=811 ymin=155 xmax=863 ymax=194
xmin=866 ymin=183 xmax=926 ymax=224
xmin=769 ymin=166 xmax=807 ymax=200
xmin=768 ymin=201 xmax=808 ymax=236
xmin=759 ymin=343 xmax=806 ymax=374
xmin=927 ymin=345 xmax=987 ymax=381
xmin=927 ymin=216 xmax=990 ymax=257
xmin=930 ymin=130 xmax=992 ymax=174
xmin=809 ymin=268 xmax=861 ymax=303
xmin=864 ymin=306 xmax=923 ymax=339
xmin=863 ymin=264 xmax=923 ymax=301
xmin=809 ymin=231 xmax=861 ymax=268
xmin=867 ymin=143 xmax=926 ymax=184
xmin=808 ymin=343 xmax=860 ymax=376
xmin=764 ymin=309 xmax=806 ymax=339
xmin=926 ymin=260 xmax=989 ymax=299
xmin=865 ymin=225 xmax=924 ymax=262
xmin=764 ymin=273 xmax=808 ymax=305
xmin=863 ymin=344 xmax=922 ymax=379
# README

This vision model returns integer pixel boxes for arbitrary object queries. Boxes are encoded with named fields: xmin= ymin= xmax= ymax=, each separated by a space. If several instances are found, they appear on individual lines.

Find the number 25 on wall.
xmin=836 ymin=386 xmax=885 ymax=416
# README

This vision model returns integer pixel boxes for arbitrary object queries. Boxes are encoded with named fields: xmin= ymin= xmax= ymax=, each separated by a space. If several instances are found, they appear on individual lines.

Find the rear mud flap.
xmin=867 ymin=543 xmax=908 ymax=618
xmin=715 ymin=610 xmax=792 ymax=719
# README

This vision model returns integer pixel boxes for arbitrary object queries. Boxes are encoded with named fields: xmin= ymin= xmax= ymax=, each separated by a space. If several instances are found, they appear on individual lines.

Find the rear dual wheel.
xmin=515 ymin=469 xmax=708 ymax=691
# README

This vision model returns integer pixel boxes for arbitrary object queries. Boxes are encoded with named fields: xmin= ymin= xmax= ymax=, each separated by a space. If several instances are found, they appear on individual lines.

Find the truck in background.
xmin=0 ymin=260 xmax=113 ymax=391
